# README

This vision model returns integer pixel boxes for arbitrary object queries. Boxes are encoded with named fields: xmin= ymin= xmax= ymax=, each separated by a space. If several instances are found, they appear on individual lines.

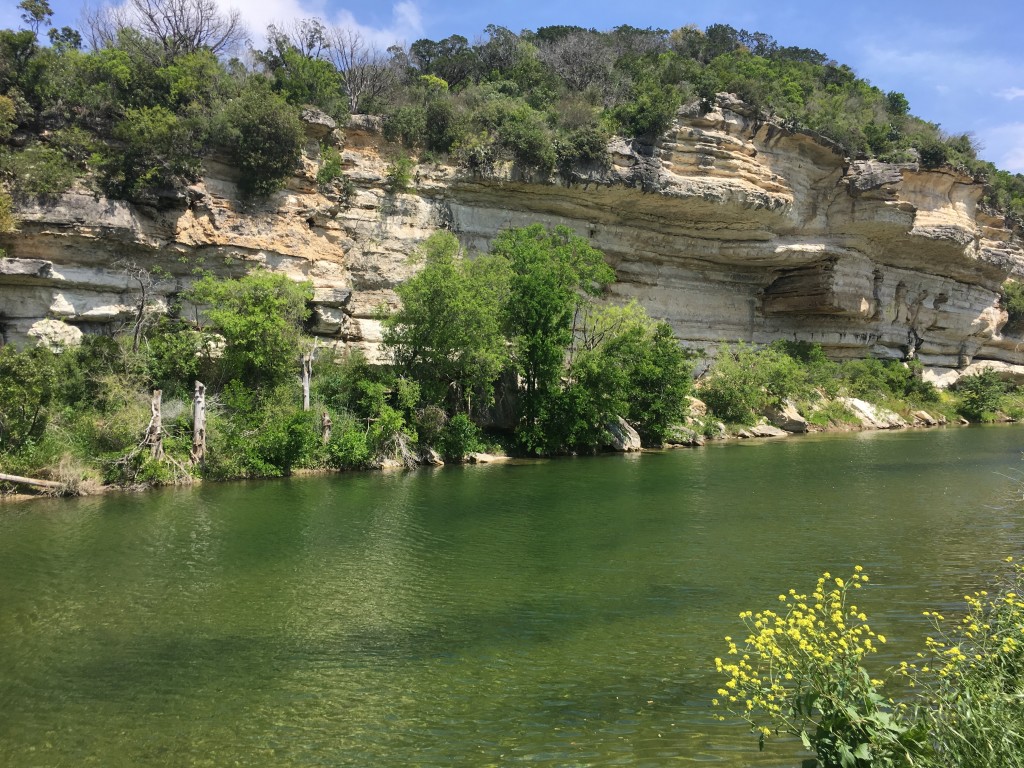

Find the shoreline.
xmin=2 ymin=416 xmax=999 ymax=507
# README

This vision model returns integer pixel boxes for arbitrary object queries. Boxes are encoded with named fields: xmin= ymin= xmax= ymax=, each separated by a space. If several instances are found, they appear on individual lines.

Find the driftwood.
xmin=191 ymin=380 xmax=206 ymax=465
xmin=0 ymin=472 xmax=64 ymax=490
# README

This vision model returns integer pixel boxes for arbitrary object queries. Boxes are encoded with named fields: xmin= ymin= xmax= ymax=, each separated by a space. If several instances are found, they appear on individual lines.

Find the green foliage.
xmin=0 ymin=344 xmax=55 ymax=453
xmin=205 ymin=383 xmax=320 ymax=478
xmin=1001 ymin=280 xmax=1024 ymax=331
xmin=325 ymin=414 xmax=370 ymax=469
xmin=715 ymin=568 xmax=912 ymax=768
xmin=102 ymin=105 xmax=204 ymax=198
xmin=385 ymin=153 xmax=415 ymax=192
xmin=187 ymin=271 xmax=312 ymax=388
xmin=0 ymin=187 xmax=14 ymax=234
xmin=699 ymin=343 xmax=810 ymax=425
xmin=315 ymin=144 xmax=345 ymax=191
xmin=953 ymin=369 xmax=1006 ymax=422
xmin=215 ymin=84 xmax=304 ymax=197
xmin=492 ymin=223 xmax=615 ymax=451
xmin=0 ymin=94 xmax=15 ymax=139
xmin=438 ymin=412 xmax=483 ymax=459
xmin=384 ymin=231 xmax=509 ymax=412
xmin=1 ymin=141 xmax=78 ymax=199
xmin=840 ymin=358 xmax=937 ymax=405
xmin=907 ymin=559 xmax=1024 ymax=768
xmin=718 ymin=561 xmax=1024 ymax=767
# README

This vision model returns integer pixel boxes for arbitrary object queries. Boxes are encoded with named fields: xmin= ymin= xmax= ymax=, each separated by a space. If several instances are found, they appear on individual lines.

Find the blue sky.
xmin=5 ymin=0 xmax=1023 ymax=171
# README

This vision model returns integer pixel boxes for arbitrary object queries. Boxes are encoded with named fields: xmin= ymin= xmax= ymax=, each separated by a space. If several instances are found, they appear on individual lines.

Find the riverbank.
xmin=1 ymin=399 xmax=1005 ymax=505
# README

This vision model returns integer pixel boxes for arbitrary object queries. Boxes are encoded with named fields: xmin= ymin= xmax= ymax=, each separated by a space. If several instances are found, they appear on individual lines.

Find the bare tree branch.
xmin=83 ymin=0 xmax=248 ymax=61
xmin=327 ymin=27 xmax=398 ymax=114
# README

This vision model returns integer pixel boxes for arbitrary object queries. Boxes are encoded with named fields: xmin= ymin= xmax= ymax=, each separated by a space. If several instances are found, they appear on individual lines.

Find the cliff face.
xmin=2 ymin=96 xmax=1022 ymax=378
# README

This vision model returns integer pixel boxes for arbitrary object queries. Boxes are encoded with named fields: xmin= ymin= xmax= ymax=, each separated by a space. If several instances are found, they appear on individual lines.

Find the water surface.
xmin=2 ymin=426 xmax=1022 ymax=766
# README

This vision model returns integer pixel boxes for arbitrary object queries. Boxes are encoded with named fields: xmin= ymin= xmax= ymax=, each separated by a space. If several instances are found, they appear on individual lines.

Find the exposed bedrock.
xmin=1 ymin=97 xmax=1021 ymax=376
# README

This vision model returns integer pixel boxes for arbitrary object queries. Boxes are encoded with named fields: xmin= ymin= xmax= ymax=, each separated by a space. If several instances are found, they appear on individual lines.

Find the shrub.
xmin=103 ymin=105 xmax=204 ymax=198
xmin=0 ymin=345 xmax=56 ymax=453
xmin=1 ymin=142 xmax=79 ymax=199
xmin=1002 ymin=279 xmax=1024 ymax=332
xmin=186 ymin=272 xmax=313 ymax=388
xmin=385 ymin=153 xmax=415 ymax=192
xmin=325 ymin=415 xmax=370 ymax=469
xmin=953 ymin=369 xmax=1006 ymax=422
xmin=215 ymin=85 xmax=304 ymax=197
xmin=906 ymin=558 xmax=1024 ymax=768
xmin=699 ymin=343 xmax=809 ymax=424
xmin=438 ymin=412 xmax=483 ymax=460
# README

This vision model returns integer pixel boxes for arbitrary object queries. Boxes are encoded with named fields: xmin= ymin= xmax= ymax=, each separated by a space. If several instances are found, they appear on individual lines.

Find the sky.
xmin=4 ymin=0 xmax=1023 ymax=172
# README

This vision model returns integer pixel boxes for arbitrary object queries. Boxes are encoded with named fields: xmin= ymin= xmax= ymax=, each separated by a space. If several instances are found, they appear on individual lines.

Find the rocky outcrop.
xmin=1 ymin=95 xmax=1022 ymax=378
xmin=837 ymin=398 xmax=908 ymax=429
xmin=605 ymin=417 xmax=643 ymax=452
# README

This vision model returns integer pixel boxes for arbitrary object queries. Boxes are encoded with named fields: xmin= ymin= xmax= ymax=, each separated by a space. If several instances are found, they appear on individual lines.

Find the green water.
xmin=2 ymin=426 xmax=1023 ymax=767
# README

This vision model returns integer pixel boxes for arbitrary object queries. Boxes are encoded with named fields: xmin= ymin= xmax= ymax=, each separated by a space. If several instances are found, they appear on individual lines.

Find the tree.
xmin=187 ymin=271 xmax=312 ymax=388
xmin=383 ymin=232 xmax=509 ymax=413
xmin=491 ymin=224 xmax=615 ymax=450
xmin=328 ymin=27 xmax=398 ymax=114
xmin=0 ymin=345 xmax=55 ymax=454
xmin=214 ymin=83 xmax=304 ymax=197
xmin=18 ymin=0 xmax=53 ymax=35
xmin=84 ymin=0 xmax=247 ymax=63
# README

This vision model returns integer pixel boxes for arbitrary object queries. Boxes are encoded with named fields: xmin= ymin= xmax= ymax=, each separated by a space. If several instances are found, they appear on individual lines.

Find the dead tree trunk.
xmin=190 ymin=381 xmax=206 ymax=465
xmin=301 ymin=353 xmax=313 ymax=411
xmin=144 ymin=389 xmax=164 ymax=460
xmin=321 ymin=411 xmax=332 ymax=444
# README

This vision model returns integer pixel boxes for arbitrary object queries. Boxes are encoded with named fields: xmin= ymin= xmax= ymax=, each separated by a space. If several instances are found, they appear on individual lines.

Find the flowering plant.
xmin=713 ymin=568 xmax=914 ymax=767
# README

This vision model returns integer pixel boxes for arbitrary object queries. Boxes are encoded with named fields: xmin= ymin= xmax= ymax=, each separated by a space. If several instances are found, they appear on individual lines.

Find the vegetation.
xmin=715 ymin=561 xmax=1024 ymax=768
xmin=0 ymin=5 xmax=1021 ymax=217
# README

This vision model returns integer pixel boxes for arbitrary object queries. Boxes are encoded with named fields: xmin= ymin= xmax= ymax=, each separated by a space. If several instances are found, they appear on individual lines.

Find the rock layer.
xmin=1 ymin=97 xmax=1022 ymax=377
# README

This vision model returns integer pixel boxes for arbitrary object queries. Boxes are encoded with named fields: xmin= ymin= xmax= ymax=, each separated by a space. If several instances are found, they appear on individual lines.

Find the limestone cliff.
xmin=2 ymin=95 xmax=1022 ymax=379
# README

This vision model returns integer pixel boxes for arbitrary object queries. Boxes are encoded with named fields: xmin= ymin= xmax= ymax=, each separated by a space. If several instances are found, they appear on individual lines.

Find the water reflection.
xmin=0 ymin=426 xmax=1021 ymax=766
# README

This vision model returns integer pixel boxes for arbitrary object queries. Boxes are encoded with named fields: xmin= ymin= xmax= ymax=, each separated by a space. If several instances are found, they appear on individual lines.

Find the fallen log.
xmin=0 ymin=472 xmax=64 ymax=490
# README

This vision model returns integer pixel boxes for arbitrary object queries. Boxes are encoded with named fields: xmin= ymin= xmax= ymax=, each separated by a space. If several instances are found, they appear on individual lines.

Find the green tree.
xmin=187 ymin=271 xmax=313 ymax=388
xmin=103 ymin=105 xmax=204 ymax=198
xmin=215 ymin=84 xmax=304 ymax=197
xmin=383 ymin=231 xmax=510 ymax=413
xmin=0 ymin=345 xmax=55 ymax=453
xmin=491 ymin=223 xmax=615 ymax=451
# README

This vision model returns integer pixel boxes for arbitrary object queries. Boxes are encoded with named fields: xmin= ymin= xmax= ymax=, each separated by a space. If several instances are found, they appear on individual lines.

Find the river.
xmin=1 ymin=426 xmax=1022 ymax=766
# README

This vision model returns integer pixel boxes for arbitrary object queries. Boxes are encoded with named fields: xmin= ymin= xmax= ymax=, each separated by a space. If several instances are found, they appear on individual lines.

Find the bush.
xmin=326 ymin=415 xmax=370 ymax=469
xmin=186 ymin=272 xmax=313 ymax=388
xmin=102 ymin=105 xmax=204 ymax=198
xmin=907 ymin=559 xmax=1024 ymax=768
xmin=699 ymin=343 xmax=809 ymax=425
xmin=954 ymin=369 xmax=1006 ymax=422
xmin=1 ymin=141 xmax=79 ymax=199
xmin=215 ymin=85 xmax=304 ymax=197
xmin=0 ymin=345 xmax=56 ymax=453
xmin=385 ymin=154 xmax=415 ymax=192
xmin=438 ymin=412 xmax=483 ymax=460
xmin=1002 ymin=280 xmax=1024 ymax=332
xmin=204 ymin=384 xmax=320 ymax=478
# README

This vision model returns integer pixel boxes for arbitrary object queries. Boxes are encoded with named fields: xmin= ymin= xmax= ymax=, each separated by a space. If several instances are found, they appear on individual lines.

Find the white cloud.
xmin=977 ymin=122 xmax=1024 ymax=173
xmin=998 ymin=87 xmax=1024 ymax=101
xmin=221 ymin=0 xmax=423 ymax=50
